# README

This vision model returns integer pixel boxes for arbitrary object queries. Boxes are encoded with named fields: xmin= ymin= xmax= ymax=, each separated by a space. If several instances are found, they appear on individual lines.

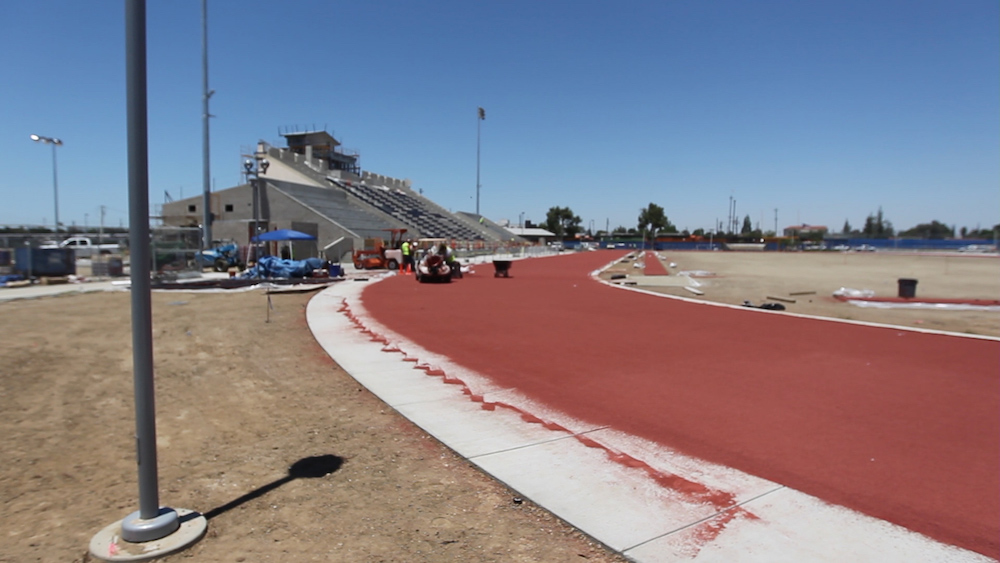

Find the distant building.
xmin=505 ymin=226 xmax=556 ymax=244
xmin=783 ymin=224 xmax=828 ymax=237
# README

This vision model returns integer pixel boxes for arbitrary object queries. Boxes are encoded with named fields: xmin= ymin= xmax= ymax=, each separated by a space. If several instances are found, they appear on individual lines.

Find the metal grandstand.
xmin=267 ymin=179 xmax=405 ymax=241
xmin=334 ymin=180 xmax=483 ymax=240
xmin=259 ymin=134 xmax=514 ymax=242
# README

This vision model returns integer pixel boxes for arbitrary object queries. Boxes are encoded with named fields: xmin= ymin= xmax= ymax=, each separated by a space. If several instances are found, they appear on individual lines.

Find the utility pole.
xmin=99 ymin=205 xmax=106 ymax=246
xmin=732 ymin=199 xmax=738 ymax=234
xmin=727 ymin=196 xmax=733 ymax=235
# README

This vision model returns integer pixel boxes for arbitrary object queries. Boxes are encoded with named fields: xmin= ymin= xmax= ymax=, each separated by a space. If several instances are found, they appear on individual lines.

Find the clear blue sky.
xmin=2 ymin=0 xmax=997 ymax=234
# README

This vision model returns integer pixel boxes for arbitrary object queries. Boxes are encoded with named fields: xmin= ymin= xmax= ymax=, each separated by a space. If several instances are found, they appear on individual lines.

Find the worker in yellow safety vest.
xmin=401 ymin=239 xmax=413 ymax=274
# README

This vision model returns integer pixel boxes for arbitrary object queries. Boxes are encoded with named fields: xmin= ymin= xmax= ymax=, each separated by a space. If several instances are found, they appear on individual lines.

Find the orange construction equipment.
xmin=352 ymin=229 xmax=407 ymax=270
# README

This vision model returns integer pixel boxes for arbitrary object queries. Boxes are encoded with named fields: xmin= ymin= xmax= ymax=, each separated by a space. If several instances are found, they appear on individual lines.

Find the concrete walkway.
xmin=305 ymin=269 xmax=994 ymax=563
xmin=0 ymin=279 xmax=126 ymax=302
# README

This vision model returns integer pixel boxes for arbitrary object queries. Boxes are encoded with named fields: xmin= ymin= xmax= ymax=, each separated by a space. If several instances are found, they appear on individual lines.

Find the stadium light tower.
xmin=476 ymin=107 xmax=485 ymax=216
xmin=29 ymin=134 xmax=63 ymax=232
xmin=201 ymin=0 xmax=215 ymax=251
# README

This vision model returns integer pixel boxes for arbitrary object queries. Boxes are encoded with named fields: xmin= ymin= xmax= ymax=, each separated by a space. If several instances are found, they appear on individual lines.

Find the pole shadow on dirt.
xmin=203 ymin=454 xmax=344 ymax=520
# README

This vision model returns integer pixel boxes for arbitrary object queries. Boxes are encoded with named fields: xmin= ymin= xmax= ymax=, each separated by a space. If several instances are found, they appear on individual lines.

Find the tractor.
xmin=352 ymin=228 xmax=407 ymax=270
xmin=195 ymin=241 xmax=246 ymax=272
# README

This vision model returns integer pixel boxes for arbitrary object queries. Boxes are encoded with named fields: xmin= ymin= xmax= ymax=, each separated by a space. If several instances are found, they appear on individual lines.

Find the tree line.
xmin=540 ymin=203 xmax=998 ymax=241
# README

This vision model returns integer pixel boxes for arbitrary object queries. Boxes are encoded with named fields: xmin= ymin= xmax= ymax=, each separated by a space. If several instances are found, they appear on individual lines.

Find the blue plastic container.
xmin=15 ymin=247 xmax=76 ymax=277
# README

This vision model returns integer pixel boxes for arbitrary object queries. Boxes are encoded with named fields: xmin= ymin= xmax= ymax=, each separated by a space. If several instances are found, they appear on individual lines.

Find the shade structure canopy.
xmin=252 ymin=229 xmax=317 ymax=242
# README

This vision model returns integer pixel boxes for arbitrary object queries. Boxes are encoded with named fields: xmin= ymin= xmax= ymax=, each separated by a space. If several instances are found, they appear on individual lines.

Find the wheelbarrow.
xmin=492 ymin=259 xmax=512 ymax=278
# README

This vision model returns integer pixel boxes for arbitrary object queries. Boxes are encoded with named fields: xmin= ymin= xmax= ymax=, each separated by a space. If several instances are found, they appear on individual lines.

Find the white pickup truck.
xmin=47 ymin=236 xmax=121 ymax=257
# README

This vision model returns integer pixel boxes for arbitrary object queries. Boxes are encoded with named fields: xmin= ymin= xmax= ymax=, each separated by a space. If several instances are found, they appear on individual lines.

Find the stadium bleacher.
xmin=334 ymin=180 xmax=484 ymax=240
xmin=268 ymin=179 xmax=402 ymax=240
xmin=258 ymin=139 xmax=521 ymax=244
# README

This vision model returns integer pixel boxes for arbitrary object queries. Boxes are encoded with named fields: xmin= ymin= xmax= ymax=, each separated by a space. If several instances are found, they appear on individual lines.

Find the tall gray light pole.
xmin=90 ymin=1 xmax=205 ymax=557
xmin=29 ymin=134 xmax=62 ymax=232
xmin=201 ymin=0 xmax=214 ymax=251
xmin=476 ymin=107 xmax=484 ymax=216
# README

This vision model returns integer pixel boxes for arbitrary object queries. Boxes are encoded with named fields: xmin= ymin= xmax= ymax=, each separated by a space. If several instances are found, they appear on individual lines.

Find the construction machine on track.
xmin=352 ymin=229 xmax=406 ymax=270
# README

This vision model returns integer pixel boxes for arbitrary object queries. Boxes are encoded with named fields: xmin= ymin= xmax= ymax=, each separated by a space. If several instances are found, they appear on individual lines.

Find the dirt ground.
xmin=1 ymin=251 xmax=996 ymax=562
xmin=601 ymin=250 xmax=1000 ymax=337
xmin=0 ymin=289 xmax=627 ymax=562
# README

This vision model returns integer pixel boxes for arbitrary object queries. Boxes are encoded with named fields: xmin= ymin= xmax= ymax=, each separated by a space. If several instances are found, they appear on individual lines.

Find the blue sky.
xmin=2 ymin=0 xmax=997 ymax=234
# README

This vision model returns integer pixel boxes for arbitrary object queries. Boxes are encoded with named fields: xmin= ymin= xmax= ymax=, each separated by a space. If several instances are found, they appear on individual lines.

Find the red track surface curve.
xmin=361 ymin=251 xmax=1000 ymax=558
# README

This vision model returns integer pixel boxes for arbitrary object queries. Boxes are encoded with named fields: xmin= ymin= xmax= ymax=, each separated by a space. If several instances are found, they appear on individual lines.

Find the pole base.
xmin=122 ymin=507 xmax=179 ymax=542
xmin=89 ymin=507 xmax=206 ymax=562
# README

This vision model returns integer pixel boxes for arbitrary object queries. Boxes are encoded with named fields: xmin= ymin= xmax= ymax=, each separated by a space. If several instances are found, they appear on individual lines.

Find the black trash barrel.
xmin=108 ymin=257 xmax=124 ymax=277
xmin=898 ymin=278 xmax=918 ymax=298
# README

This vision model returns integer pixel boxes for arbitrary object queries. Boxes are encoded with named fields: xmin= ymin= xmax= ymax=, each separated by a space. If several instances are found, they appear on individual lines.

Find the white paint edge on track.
xmin=306 ymin=268 xmax=994 ymax=562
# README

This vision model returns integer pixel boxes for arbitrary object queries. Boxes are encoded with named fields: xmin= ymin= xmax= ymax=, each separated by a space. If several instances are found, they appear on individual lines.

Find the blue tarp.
xmin=0 ymin=274 xmax=25 ymax=287
xmin=242 ymin=256 xmax=326 ymax=279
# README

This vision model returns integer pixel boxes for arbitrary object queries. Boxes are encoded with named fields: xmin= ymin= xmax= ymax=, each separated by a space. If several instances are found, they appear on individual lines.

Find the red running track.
xmin=643 ymin=251 xmax=670 ymax=276
xmin=361 ymin=251 xmax=1000 ymax=558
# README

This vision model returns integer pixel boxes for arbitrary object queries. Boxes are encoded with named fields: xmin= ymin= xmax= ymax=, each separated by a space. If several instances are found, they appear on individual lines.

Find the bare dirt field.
xmin=601 ymin=250 xmax=1000 ymax=337
xmin=1 ymin=251 xmax=996 ymax=562
xmin=0 ymin=289 xmax=626 ymax=563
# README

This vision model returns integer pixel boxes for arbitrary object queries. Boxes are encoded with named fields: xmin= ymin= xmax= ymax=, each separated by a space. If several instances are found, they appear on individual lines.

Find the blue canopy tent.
xmin=251 ymin=229 xmax=317 ymax=242
xmin=251 ymin=229 xmax=317 ymax=262
xmin=244 ymin=229 xmax=326 ymax=279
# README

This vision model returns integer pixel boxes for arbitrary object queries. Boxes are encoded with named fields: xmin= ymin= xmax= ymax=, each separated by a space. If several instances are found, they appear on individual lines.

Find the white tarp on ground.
xmin=834 ymin=287 xmax=1000 ymax=311
xmin=844 ymin=300 xmax=1000 ymax=311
